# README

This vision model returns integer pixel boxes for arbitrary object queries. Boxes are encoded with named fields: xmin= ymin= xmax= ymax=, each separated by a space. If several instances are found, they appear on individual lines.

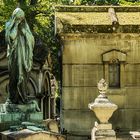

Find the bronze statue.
xmin=5 ymin=8 xmax=34 ymax=104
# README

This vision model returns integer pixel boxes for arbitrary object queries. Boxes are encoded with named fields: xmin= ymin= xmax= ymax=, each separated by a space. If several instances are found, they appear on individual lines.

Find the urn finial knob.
xmin=97 ymin=78 xmax=108 ymax=94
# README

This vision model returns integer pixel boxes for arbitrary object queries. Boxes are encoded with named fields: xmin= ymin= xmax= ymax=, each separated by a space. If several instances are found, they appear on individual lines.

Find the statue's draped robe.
xmin=5 ymin=9 xmax=34 ymax=104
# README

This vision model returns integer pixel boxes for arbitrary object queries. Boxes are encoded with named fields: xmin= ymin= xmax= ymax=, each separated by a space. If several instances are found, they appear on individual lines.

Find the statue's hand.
xmin=21 ymin=27 xmax=26 ymax=35
xmin=15 ymin=19 xmax=21 ymax=27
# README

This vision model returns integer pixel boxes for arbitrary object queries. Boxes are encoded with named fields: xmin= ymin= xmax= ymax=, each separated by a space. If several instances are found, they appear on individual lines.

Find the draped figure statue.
xmin=5 ymin=8 xmax=34 ymax=104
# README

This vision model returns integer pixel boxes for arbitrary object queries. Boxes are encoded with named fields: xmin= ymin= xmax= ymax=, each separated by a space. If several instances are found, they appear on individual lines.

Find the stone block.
xmin=63 ymin=65 xmax=103 ymax=87
xmin=95 ymin=129 xmax=116 ymax=140
xmin=125 ymin=64 xmax=140 ymax=86
xmin=62 ymin=109 xmax=97 ymax=134
xmin=96 ymin=136 xmax=116 ymax=140
xmin=0 ymin=112 xmax=43 ymax=131
xmin=110 ymin=109 xmax=140 ymax=130
xmin=125 ymin=87 xmax=140 ymax=109
xmin=97 ymin=124 xmax=112 ymax=130
xmin=107 ymin=94 xmax=125 ymax=109
xmin=62 ymin=38 xmax=108 ymax=64
xmin=42 ymin=119 xmax=59 ymax=133
xmin=0 ymin=112 xmax=43 ymax=123
xmin=0 ymin=113 xmax=22 ymax=122
xmin=29 ymin=112 xmax=43 ymax=121
xmin=17 ymin=103 xmax=38 ymax=112
xmin=62 ymin=87 xmax=98 ymax=109
xmin=26 ymin=126 xmax=43 ymax=131
xmin=67 ymin=135 xmax=89 ymax=140
xmin=96 ymin=129 xmax=116 ymax=136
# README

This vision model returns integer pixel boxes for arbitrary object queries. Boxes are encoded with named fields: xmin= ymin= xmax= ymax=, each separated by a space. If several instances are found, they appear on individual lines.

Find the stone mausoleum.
xmin=55 ymin=6 xmax=140 ymax=139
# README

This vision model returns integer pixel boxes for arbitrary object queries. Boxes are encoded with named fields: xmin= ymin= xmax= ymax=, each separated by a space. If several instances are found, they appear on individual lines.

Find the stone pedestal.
xmin=0 ymin=112 xmax=43 ymax=131
xmin=89 ymin=79 xmax=118 ymax=140
xmin=95 ymin=124 xmax=116 ymax=140
xmin=0 ymin=102 xmax=43 ymax=131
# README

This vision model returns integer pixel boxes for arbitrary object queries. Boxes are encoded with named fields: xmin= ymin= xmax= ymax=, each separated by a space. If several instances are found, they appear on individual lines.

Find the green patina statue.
xmin=5 ymin=8 xmax=34 ymax=104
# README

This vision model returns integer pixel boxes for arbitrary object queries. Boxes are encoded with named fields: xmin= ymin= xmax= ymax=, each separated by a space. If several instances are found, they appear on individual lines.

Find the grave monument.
xmin=0 ymin=8 xmax=43 ymax=131
xmin=89 ymin=79 xmax=118 ymax=140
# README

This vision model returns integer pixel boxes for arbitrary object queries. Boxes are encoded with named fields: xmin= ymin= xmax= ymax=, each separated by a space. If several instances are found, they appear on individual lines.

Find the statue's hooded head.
xmin=12 ymin=8 xmax=25 ymax=22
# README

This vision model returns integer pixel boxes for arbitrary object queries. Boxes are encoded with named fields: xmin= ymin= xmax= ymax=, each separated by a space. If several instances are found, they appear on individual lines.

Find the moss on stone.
xmin=55 ymin=6 xmax=140 ymax=12
xmin=55 ymin=6 xmax=140 ymax=33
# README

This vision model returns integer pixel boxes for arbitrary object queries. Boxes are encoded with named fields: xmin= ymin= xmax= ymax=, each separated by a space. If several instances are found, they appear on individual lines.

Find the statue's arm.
xmin=9 ymin=23 xmax=19 ymax=40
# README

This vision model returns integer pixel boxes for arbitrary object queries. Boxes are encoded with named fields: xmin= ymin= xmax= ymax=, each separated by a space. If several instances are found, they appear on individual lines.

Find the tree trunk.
xmin=30 ymin=0 xmax=38 ymax=5
xmin=17 ymin=0 xmax=26 ymax=7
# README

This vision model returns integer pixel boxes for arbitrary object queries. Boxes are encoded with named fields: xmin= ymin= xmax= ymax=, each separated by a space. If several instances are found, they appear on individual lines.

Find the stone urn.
xmin=88 ymin=79 xmax=118 ymax=123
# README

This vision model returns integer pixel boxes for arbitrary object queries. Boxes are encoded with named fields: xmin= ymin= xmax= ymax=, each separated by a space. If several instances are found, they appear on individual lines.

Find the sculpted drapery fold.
xmin=5 ymin=8 xmax=34 ymax=104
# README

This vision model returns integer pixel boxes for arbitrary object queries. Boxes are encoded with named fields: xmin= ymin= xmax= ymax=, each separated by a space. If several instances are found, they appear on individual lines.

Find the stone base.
xmin=0 ymin=112 xmax=43 ymax=131
xmin=0 ymin=101 xmax=40 ymax=113
xmin=0 ymin=129 xmax=66 ymax=140
xmin=91 ymin=123 xmax=116 ymax=140
xmin=0 ymin=112 xmax=42 ymax=122
xmin=95 ymin=128 xmax=116 ymax=140
xmin=97 ymin=123 xmax=112 ymax=130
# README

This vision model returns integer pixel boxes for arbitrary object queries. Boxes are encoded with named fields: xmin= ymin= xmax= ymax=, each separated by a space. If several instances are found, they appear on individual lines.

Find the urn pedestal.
xmin=88 ymin=79 xmax=118 ymax=140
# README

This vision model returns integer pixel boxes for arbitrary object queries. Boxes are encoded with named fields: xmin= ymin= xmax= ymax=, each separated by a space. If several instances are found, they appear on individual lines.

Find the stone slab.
xmin=0 ymin=113 xmax=22 ymax=122
xmin=0 ymin=112 xmax=43 ymax=123
xmin=0 ymin=112 xmax=43 ymax=131
xmin=97 ymin=124 xmax=112 ymax=130
xmin=91 ymin=126 xmax=116 ymax=140
xmin=29 ymin=112 xmax=43 ymax=121
xmin=0 ymin=130 xmax=66 ymax=140
xmin=67 ymin=135 xmax=89 ymax=140
xmin=63 ymin=64 xmax=103 ymax=87
xmin=96 ymin=129 xmax=116 ymax=136
xmin=96 ymin=136 xmax=116 ymax=140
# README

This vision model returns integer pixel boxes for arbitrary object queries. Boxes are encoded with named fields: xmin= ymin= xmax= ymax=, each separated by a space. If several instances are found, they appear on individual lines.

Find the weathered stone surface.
xmin=62 ymin=110 xmax=97 ymax=135
xmin=56 ymin=6 xmax=140 ymax=33
xmin=67 ymin=136 xmax=88 ymax=140
xmin=0 ymin=129 xmax=65 ymax=140
xmin=62 ymin=34 xmax=140 ymax=64
xmin=95 ymin=129 xmax=116 ymax=140
xmin=96 ymin=136 xmax=116 ymax=140
xmin=96 ymin=129 xmax=116 ymax=136
xmin=0 ymin=112 xmax=43 ymax=131
xmin=0 ymin=113 xmax=22 ymax=122
xmin=42 ymin=119 xmax=59 ymax=133
xmin=61 ymin=33 xmax=140 ymax=134
xmin=29 ymin=112 xmax=43 ymax=121
xmin=89 ymin=95 xmax=118 ymax=123
xmin=63 ymin=65 xmax=103 ymax=87
xmin=62 ymin=87 xmax=98 ymax=109
xmin=110 ymin=109 xmax=140 ymax=130
xmin=26 ymin=126 xmax=43 ymax=131
xmin=97 ymin=124 xmax=112 ymax=130
xmin=103 ymin=50 xmax=126 ymax=62
xmin=56 ymin=6 xmax=140 ymax=140
xmin=55 ymin=6 xmax=140 ymax=12
xmin=107 ymin=94 xmax=125 ymax=109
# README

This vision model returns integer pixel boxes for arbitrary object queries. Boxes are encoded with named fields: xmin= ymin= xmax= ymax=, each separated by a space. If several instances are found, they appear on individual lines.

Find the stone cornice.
xmin=55 ymin=6 xmax=140 ymax=12
xmin=55 ymin=6 xmax=140 ymax=34
xmin=60 ymin=25 xmax=140 ymax=33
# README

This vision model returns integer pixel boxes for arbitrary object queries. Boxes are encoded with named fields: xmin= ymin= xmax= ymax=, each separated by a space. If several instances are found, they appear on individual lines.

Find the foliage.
xmin=0 ymin=0 xmax=61 ymax=80
xmin=61 ymin=0 xmax=140 ymax=5
xmin=1 ymin=0 xmax=140 ymax=81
